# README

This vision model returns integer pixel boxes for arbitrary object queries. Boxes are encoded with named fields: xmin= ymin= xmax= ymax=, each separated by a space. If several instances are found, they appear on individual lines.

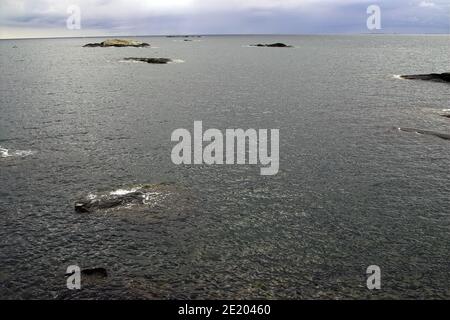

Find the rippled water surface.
xmin=0 ymin=35 xmax=449 ymax=299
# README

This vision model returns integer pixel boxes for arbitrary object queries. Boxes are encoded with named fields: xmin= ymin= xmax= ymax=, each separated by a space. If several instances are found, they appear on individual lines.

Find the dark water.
xmin=0 ymin=35 xmax=449 ymax=299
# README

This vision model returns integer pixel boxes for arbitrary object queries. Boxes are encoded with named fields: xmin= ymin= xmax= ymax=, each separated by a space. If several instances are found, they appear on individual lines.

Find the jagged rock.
xmin=83 ymin=39 xmax=150 ymax=48
xmin=123 ymin=57 xmax=172 ymax=64
xmin=400 ymin=72 xmax=450 ymax=83
xmin=251 ymin=43 xmax=293 ymax=48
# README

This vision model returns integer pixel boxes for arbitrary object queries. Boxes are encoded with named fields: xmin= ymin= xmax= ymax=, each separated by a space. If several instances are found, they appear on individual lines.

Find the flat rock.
xmin=400 ymin=72 xmax=450 ymax=83
xmin=166 ymin=35 xmax=201 ymax=38
xmin=123 ymin=57 xmax=172 ymax=64
xmin=251 ymin=43 xmax=293 ymax=48
xmin=83 ymin=39 xmax=150 ymax=48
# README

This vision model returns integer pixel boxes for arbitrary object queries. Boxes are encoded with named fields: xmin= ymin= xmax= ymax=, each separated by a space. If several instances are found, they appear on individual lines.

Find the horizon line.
xmin=1 ymin=32 xmax=449 ymax=40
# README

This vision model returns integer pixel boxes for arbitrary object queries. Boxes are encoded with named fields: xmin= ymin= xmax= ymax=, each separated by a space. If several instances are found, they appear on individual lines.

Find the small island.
xmin=83 ymin=39 xmax=150 ymax=47
xmin=166 ymin=35 xmax=202 ymax=38
xmin=250 ymin=43 xmax=293 ymax=48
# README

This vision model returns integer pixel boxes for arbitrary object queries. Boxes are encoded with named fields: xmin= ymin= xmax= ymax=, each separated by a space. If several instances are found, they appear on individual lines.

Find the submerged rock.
xmin=400 ymin=72 xmax=450 ymax=83
xmin=251 ymin=43 xmax=293 ymax=48
xmin=74 ymin=183 xmax=194 ymax=216
xmin=74 ymin=185 xmax=156 ymax=213
xmin=123 ymin=57 xmax=172 ymax=64
xmin=81 ymin=268 xmax=108 ymax=278
xmin=65 ymin=267 xmax=108 ymax=284
xmin=83 ymin=39 xmax=150 ymax=48
xmin=398 ymin=127 xmax=450 ymax=140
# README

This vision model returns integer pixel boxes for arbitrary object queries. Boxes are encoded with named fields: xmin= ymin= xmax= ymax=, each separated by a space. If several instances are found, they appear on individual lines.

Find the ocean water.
xmin=0 ymin=35 xmax=449 ymax=299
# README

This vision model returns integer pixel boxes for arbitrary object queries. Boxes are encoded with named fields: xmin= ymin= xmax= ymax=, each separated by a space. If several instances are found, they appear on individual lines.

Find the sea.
xmin=0 ymin=35 xmax=449 ymax=299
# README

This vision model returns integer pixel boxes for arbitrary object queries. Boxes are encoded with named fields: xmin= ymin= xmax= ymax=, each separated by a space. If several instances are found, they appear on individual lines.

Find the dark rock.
xmin=65 ymin=268 xmax=108 ymax=279
xmin=83 ymin=43 xmax=102 ymax=47
xmin=166 ymin=35 xmax=201 ymax=38
xmin=83 ymin=39 xmax=150 ymax=48
xmin=75 ymin=191 xmax=145 ymax=213
xmin=251 ymin=43 xmax=293 ymax=48
xmin=400 ymin=72 xmax=450 ymax=83
xmin=123 ymin=57 xmax=172 ymax=64
xmin=74 ymin=183 xmax=187 ymax=214
xmin=398 ymin=127 xmax=450 ymax=140
xmin=81 ymin=268 xmax=108 ymax=278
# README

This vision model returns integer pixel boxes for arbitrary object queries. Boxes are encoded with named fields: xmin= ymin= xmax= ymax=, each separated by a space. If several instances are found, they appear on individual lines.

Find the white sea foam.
xmin=0 ymin=147 xmax=9 ymax=158
xmin=0 ymin=146 xmax=34 ymax=158
xmin=12 ymin=150 xmax=34 ymax=157
xmin=110 ymin=187 xmax=139 ymax=196
xmin=87 ymin=193 xmax=97 ymax=200
xmin=393 ymin=74 xmax=403 ymax=80
xmin=169 ymin=59 xmax=185 ymax=64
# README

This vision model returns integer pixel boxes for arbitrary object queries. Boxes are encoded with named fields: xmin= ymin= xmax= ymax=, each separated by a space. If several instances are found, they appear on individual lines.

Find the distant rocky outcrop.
xmin=166 ymin=35 xmax=201 ymax=38
xmin=123 ymin=57 xmax=172 ymax=64
xmin=398 ymin=127 xmax=450 ymax=140
xmin=251 ymin=43 xmax=293 ymax=48
xmin=400 ymin=72 xmax=450 ymax=83
xmin=83 ymin=39 xmax=150 ymax=47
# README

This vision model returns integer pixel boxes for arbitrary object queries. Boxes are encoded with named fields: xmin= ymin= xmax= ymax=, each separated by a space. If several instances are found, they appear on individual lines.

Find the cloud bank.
xmin=0 ymin=0 xmax=449 ymax=38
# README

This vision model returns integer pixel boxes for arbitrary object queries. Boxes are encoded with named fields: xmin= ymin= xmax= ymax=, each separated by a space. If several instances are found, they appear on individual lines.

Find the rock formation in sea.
xmin=83 ymin=39 xmax=150 ymax=48
xmin=122 ymin=57 xmax=172 ymax=64
xmin=166 ymin=35 xmax=201 ymax=38
xmin=400 ymin=72 xmax=450 ymax=83
xmin=74 ymin=183 xmax=195 ymax=218
xmin=81 ymin=268 xmax=108 ymax=278
xmin=398 ymin=127 xmax=450 ymax=140
xmin=251 ymin=43 xmax=293 ymax=48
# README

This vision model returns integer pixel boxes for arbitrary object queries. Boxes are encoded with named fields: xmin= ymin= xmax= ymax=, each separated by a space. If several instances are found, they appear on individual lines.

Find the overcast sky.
xmin=0 ymin=0 xmax=449 ymax=38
